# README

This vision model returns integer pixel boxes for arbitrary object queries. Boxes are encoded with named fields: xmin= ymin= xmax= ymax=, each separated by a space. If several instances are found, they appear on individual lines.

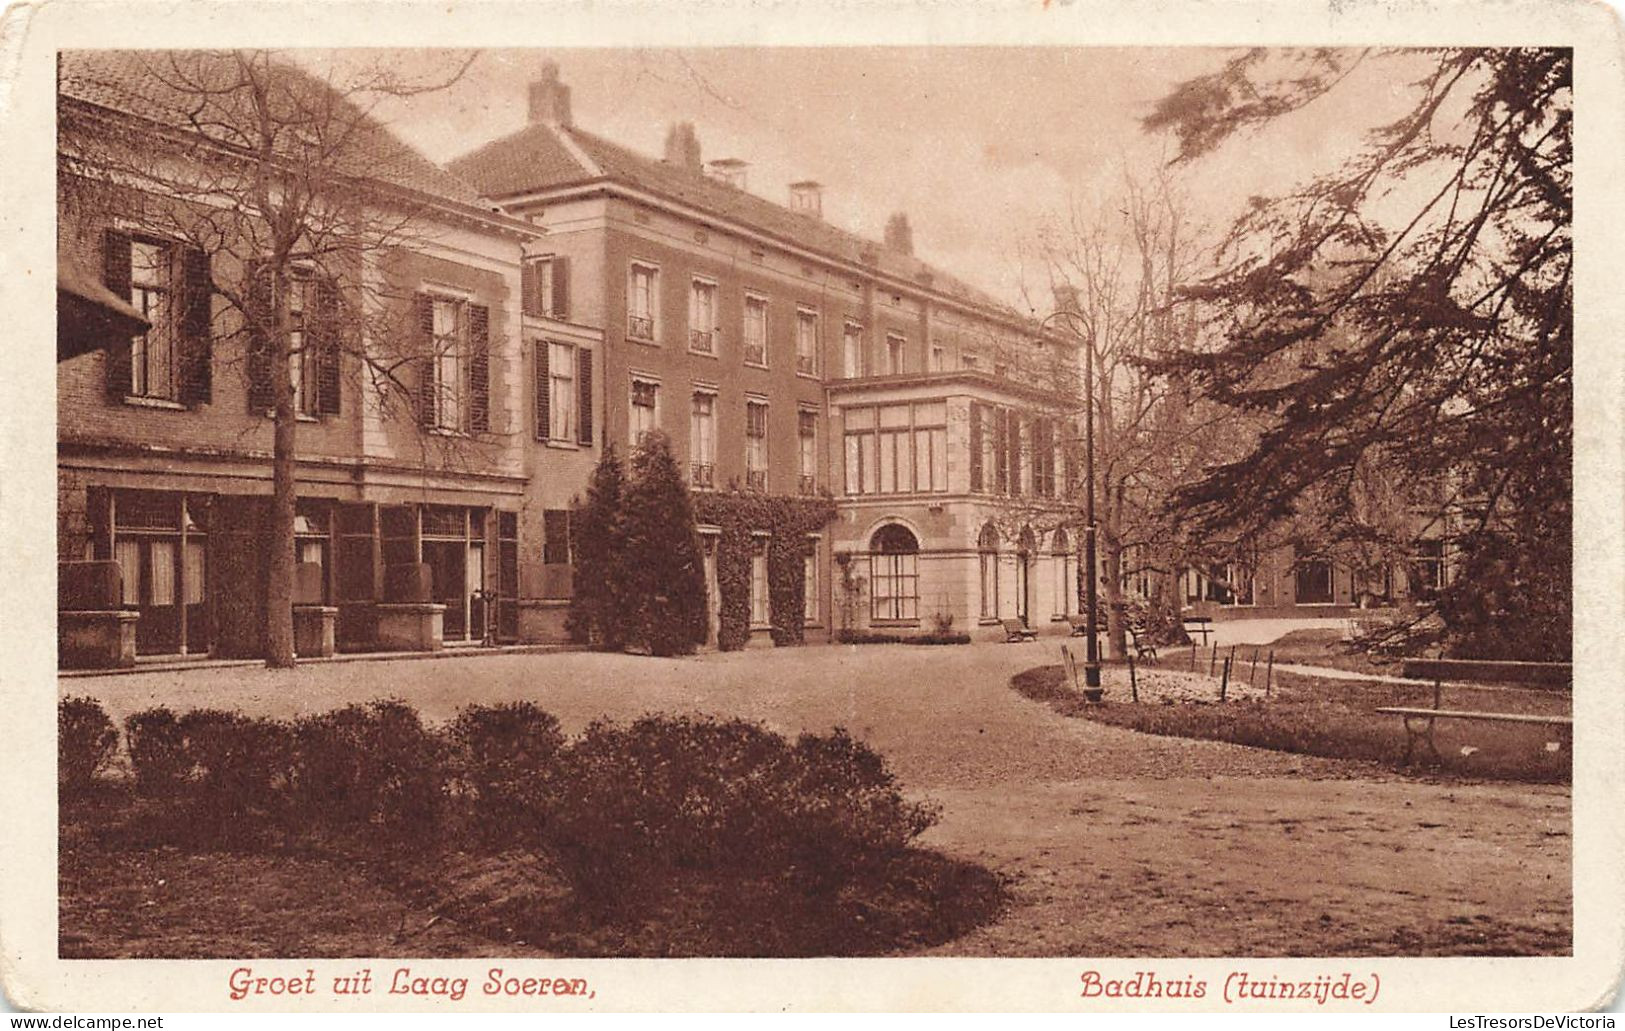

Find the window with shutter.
xmin=576 ymin=346 xmax=593 ymax=444
xmin=551 ymin=256 xmax=570 ymax=320
xmin=178 ymin=247 xmax=212 ymax=406
xmin=969 ymin=403 xmax=984 ymax=493
xmin=534 ymin=338 xmax=550 ymax=441
xmin=469 ymin=303 xmax=490 ymax=432
xmin=314 ymin=276 xmax=341 ymax=415
xmin=102 ymin=230 xmax=134 ymax=401
xmin=246 ymin=262 xmax=274 ymax=413
xmin=520 ymin=260 xmax=540 ymax=316
xmin=414 ymin=293 xmax=436 ymax=427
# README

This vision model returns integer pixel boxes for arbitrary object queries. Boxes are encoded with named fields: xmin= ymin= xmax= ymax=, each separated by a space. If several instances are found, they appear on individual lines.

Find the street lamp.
xmin=1036 ymin=306 xmax=1101 ymax=694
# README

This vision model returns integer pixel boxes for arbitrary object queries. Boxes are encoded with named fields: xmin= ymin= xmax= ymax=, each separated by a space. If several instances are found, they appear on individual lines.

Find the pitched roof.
xmin=58 ymin=50 xmax=488 ymax=209
xmin=449 ymin=121 xmax=1022 ymax=318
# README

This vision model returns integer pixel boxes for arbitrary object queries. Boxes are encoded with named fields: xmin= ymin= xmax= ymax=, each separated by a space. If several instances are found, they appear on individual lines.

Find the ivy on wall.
xmin=693 ymin=491 xmax=837 ymax=652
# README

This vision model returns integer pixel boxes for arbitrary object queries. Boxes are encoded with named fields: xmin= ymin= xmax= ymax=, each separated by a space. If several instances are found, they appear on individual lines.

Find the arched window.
xmin=1051 ymin=528 xmax=1072 ymax=617
xmin=869 ymin=524 xmax=919 ymax=622
xmin=1015 ymin=526 xmax=1036 ymax=624
xmin=978 ymin=523 xmax=1000 ymax=620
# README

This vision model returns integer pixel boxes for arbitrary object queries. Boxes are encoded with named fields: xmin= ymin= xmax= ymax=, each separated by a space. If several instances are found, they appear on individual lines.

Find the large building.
xmin=56 ymin=52 xmax=1086 ymax=666
xmin=448 ymin=64 xmax=1082 ymax=644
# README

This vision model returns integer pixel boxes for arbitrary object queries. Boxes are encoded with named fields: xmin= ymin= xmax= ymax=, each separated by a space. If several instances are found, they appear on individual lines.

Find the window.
xmin=842 ymin=401 xmax=947 ymax=496
xmin=431 ymin=296 xmax=465 ymax=430
xmin=843 ymin=407 xmax=877 ymax=496
xmin=962 ymin=352 xmax=980 ymax=371
xmin=885 ymin=332 xmax=906 ymax=375
xmin=630 ymin=378 xmax=659 ymax=445
xmin=1031 ymin=418 xmax=1056 ymax=497
xmin=743 ymin=295 xmax=768 ymax=366
xmin=545 ymin=341 xmax=577 ymax=441
xmin=628 ymin=263 xmax=658 ymax=341
xmin=286 ymin=272 xmax=320 ymax=416
xmin=796 ymin=309 xmax=818 ymax=375
xmin=689 ymin=279 xmax=718 ymax=354
xmin=912 ymin=401 xmax=948 ymax=493
xmin=929 ymin=343 xmax=946 ymax=372
xmin=1295 ymin=559 xmax=1334 ymax=604
xmin=542 ymin=509 xmax=571 ymax=565
xmin=804 ymin=539 xmax=819 ymax=625
xmin=843 ymin=322 xmax=864 ymax=377
xmin=1411 ymin=540 xmax=1446 ymax=598
xmin=524 ymin=257 xmax=554 ymax=316
xmin=869 ymin=524 xmax=919 ymax=622
xmin=979 ymin=523 xmax=1000 ymax=620
xmin=750 ymin=539 xmax=770 ymax=626
xmin=690 ymin=390 xmax=716 ymax=487
xmin=128 ymin=238 xmax=176 ymax=400
xmin=1051 ymin=529 xmax=1073 ymax=617
xmin=797 ymin=408 xmax=818 ymax=494
xmin=745 ymin=399 xmax=768 ymax=491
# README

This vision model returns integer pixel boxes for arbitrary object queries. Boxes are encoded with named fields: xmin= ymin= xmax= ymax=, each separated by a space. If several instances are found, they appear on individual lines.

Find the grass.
xmin=1011 ymin=663 xmax=1570 ymax=783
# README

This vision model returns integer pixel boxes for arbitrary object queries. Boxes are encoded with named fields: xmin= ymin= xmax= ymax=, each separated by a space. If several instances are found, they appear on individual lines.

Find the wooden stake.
xmin=1190 ymin=642 xmax=1197 ymax=672
xmin=1220 ymin=656 xmax=1230 ymax=701
xmin=1129 ymin=655 xmax=1138 ymax=703
xmin=1250 ymin=647 xmax=1260 ymax=687
xmin=1433 ymin=676 xmax=1442 ymax=711
xmin=1209 ymin=642 xmax=1217 ymax=677
xmin=1265 ymin=650 xmax=1275 ymax=698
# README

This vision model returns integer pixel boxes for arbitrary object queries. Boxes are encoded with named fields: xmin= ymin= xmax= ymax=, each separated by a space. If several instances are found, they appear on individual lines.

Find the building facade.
xmin=448 ymin=64 xmax=1081 ymax=644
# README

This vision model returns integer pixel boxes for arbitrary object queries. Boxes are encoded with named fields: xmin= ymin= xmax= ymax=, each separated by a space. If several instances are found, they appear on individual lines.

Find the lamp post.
xmin=1037 ymin=307 xmax=1101 ymax=693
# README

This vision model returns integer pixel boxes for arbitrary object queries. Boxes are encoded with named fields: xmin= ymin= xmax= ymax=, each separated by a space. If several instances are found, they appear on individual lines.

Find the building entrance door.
xmin=422 ymin=539 xmax=467 ymax=640
xmin=1295 ymin=560 xmax=1334 ymax=604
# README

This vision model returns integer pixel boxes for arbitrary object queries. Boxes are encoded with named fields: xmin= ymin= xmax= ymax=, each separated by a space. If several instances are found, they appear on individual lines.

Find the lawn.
xmin=1012 ymin=660 xmax=1571 ymax=783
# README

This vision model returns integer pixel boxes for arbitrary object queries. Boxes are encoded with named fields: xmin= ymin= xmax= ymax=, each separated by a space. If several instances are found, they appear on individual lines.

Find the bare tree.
xmin=59 ymin=49 xmax=495 ymax=667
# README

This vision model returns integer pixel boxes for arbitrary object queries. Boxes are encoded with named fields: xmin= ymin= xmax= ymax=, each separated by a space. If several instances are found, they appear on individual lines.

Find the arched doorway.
xmin=1051 ymin=528 xmax=1072 ymax=618
xmin=869 ymin=524 xmax=920 ymax=623
xmin=978 ymin=523 xmax=1000 ymax=621
xmin=1016 ymin=526 xmax=1037 ymax=626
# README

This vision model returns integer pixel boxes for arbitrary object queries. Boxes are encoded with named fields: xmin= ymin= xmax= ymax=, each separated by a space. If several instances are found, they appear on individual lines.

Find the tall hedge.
xmin=622 ymin=432 xmax=708 ymax=656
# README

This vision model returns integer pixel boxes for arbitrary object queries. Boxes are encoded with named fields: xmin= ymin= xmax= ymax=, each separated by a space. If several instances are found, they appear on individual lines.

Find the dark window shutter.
xmin=968 ymin=403 xmax=983 ymax=493
xmin=178 ymin=246 xmax=212 ymax=406
xmin=576 ymin=345 xmax=593 ymax=445
xmin=315 ymin=275 xmax=341 ymax=415
xmin=102 ymin=230 xmax=133 ymax=401
xmin=993 ymin=407 xmax=1008 ymax=493
xmin=551 ymin=256 xmax=570 ymax=320
xmin=520 ymin=260 xmax=539 ymax=316
xmin=1008 ymin=414 xmax=1023 ymax=496
xmin=245 ymin=261 xmax=274 ymax=413
xmin=468 ymin=303 xmax=490 ymax=432
xmin=534 ymin=339 xmax=550 ymax=441
xmin=414 ymin=293 xmax=436 ymax=427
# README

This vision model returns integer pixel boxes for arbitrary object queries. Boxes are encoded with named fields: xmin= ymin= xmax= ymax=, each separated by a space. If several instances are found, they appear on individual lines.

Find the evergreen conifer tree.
xmin=621 ymin=432 xmax=709 ymax=656
xmin=566 ymin=444 xmax=630 ymax=651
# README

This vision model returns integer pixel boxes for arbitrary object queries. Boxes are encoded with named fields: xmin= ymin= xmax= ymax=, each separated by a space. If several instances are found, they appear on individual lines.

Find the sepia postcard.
xmin=2 ymin=0 xmax=1622 ymax=1014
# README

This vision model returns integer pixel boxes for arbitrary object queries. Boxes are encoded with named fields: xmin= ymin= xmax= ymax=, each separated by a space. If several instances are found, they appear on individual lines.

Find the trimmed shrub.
xmin=176 ymin=709 xmax=296 ymax=844
xmin=542 ymin=715 xmax=939 ymax=912
xmin=622 ymin=432 xmax=709 ymax=656
xmin=124 ymin=707 xmax=190 ymax=796
xmin=567 ymin=444 xmax=631 ymax=651
xmin=289 ymin=699 xmax=445 ymax=841
xmin=446 ymin=702 xmax=565 ymax=846
xmin=59 ymin=696 xmax=119 ymax=796
xmin=836 ymin=630 xmax=971 ymax=646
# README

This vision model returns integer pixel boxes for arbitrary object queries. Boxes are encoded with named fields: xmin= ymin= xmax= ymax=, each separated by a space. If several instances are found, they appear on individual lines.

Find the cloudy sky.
xmin=315 ymin=47 xmax=1428 ymax=310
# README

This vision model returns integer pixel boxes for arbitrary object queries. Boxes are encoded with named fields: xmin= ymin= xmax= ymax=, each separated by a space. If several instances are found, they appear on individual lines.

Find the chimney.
xmin=707 ymin=158 xmax=748 ymax=189
xmin=1053 ymin=284 xmax=1082 ymax=315
xmin=789 ymin=180 xmax=823 ymax=218
xmin=663 ymin=122 xmax=703 ymax=172
xmin=527 ymin=61 xmax=572 ymax=127
xmin=883 ymin=212 xmax=914 ymax=255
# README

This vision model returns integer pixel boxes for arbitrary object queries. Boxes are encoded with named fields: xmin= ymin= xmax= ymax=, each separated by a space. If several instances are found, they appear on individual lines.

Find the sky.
xmin=306 ymin=47 xmax=1432 ymax=311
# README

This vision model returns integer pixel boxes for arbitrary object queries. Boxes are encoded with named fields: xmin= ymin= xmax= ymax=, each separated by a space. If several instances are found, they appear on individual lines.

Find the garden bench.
xmin=1002 ymin=619 xmax=1038 ymax=643
xmin=1374 ymin=705 xmax=1573 ymax=765
xmin=1127 ymin=624 xmax=1158 ymax=663
xmin=1066 ymin=615 xmax=1090 ymax=637
xmin=1182 ymin=615 xmax=1213 ymax=645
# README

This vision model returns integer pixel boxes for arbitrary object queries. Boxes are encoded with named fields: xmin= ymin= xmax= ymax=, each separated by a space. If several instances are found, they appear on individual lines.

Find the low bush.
xmin=59 ymin=696 xmax=119 ymax=797
xmin=290 ymin=699 xmax=445 ymax=841
xmin=124 ymin=707 xmax=190 ymax=796
xmin=543 ymin=716 xmax=939 ymax=913
xmin=445 ymin=702 xmax=565 ymax=846
xmin=177 ymin=709 xmax=295 ymax=845
xmin=836 ymin=630 xmax=971 ymax=646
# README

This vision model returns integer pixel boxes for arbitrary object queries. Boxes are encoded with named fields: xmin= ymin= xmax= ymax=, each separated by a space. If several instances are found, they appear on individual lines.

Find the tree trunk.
xmin=1103 ymin=535 xmax=1126 ymax=661
xmin=264 ymin=269 xmax=298 ymax=668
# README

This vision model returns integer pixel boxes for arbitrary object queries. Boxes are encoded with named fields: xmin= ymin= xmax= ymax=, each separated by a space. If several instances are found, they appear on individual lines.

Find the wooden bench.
xmin=1374 ymin=706 xmax=1573 ymax=765
xmin=1066 ymin=614 xmax=1090 ymax=637
xmin=1002 ymin=618 xmax=1038 ymax=643
xmin=1182 ymin=616 xmax=1213 ymax=644
xmin=1127 ymin=624 xmax=1158 ymax=663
